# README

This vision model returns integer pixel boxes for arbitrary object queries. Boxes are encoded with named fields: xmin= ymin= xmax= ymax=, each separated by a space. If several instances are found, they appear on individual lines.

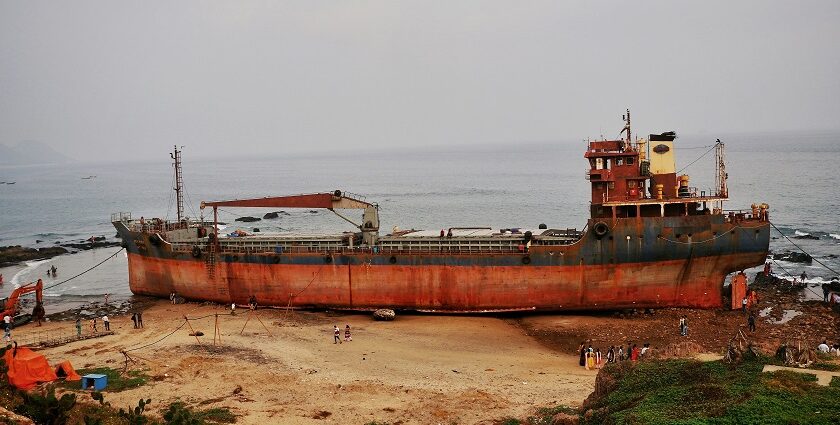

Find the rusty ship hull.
xmin=115 ymin=215 xmax=770 ymax=312
xmin=114 ymin=118 xmax=771 ymax=312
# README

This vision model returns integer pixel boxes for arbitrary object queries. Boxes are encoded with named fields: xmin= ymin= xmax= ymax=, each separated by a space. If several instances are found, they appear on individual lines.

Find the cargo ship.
xmin=112 ymin=112 xmax=770 ymax=312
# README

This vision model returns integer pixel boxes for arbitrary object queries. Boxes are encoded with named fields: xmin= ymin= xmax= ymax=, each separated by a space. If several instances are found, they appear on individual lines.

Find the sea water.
xmin=1 ymin=131 xmax=838 ymax=313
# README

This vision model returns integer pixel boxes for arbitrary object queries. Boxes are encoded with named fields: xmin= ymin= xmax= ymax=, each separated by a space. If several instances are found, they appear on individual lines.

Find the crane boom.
xmin=200 ymin=191 xmax=380 ymax=245
xmin=201 ymin=191 xmax=372 ymax=210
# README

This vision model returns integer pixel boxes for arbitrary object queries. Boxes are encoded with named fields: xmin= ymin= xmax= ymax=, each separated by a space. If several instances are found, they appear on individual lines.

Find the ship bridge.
xmin=584 ymin=110 xmax=744 ymax=221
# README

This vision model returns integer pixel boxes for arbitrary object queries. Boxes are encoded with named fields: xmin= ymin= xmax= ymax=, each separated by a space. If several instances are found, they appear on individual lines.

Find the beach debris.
xmin=776 ymin=341 xmax=817 ymax=367
xmin=311 ymin=410 xmax=332 ymax=419
xmin=373 ymin=309 xmax=395 ymax=321
xmin=189 ymin=331 xmax=205 ymax=337
xmin=234 ymin=216 xmax=261 ymax=222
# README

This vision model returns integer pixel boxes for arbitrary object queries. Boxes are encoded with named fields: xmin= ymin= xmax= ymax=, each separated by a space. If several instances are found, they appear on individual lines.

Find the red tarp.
xmin=3 ymin=347 xmax=58 ymax=390
xmin=54 ymin=361 xmax=81 ymax=381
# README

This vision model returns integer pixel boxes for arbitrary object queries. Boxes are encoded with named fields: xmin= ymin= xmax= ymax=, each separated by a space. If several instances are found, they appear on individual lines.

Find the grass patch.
xmin=57 ymin=367 xmax=148 ymax=392
xmin=164 ymin=401 xmax=237 ymax=424
xmin=578 ymin=358 xmax=840 ymax=424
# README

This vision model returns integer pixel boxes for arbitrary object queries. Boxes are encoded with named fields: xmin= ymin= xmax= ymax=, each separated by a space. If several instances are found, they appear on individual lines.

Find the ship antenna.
xmin=171 ymin=145 xmax=184 ymax=222
xmin=625 ymin=109 xmax=631 ymax=144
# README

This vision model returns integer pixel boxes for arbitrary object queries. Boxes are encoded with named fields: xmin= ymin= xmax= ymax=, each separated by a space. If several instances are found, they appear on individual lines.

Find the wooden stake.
xmin=255 ymin=313 xmax=273 ymax=337
xmin=184 ymin=316 xmax=202 ymax=345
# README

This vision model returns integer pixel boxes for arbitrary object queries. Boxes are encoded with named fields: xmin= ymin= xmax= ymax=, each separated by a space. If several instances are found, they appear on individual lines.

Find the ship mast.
xmin=171 ymin=146 xmax=184 ymax=222
xmin=714 ymin=139 xmax=727 ymax=199
xmin=621 ymin=109 xmax=632 ymax=147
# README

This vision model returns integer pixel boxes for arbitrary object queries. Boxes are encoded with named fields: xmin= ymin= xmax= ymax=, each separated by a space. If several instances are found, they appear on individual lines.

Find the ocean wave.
xmin=794 ymin=230 xmax=810 ymax=237
xmin=10 ymin=259 xmax=52 ymax=286
xmin=830 ymin=233 xmax=840 ymax=240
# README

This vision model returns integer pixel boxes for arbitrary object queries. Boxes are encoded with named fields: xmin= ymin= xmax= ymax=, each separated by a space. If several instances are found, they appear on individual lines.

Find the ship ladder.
xmin=205 ymin=242 xmax=216 ymax=278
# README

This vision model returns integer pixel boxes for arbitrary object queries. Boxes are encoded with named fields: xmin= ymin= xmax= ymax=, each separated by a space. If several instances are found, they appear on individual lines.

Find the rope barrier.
xmin=122 ymin=320 xmax=188 ymax=353
xmin=43 ymin=248 xmax=125 ymax=291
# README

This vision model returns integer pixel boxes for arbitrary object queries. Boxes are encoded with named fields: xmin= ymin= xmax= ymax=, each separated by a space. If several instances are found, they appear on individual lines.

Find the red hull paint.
xmin=126 ymin=251 xmax=764 ymax=311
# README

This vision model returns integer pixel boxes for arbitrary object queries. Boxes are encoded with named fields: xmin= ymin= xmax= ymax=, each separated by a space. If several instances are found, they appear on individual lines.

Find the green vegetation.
xmin=163 ymin=402 xmax=236 ymax=424
xmin=15 ymin=385 xmax=77 ymax=425
xmin=521 ymin=358 xmax=840 ymax=425
xmin=56 ymin=367 xmax=149 ymax=392
xmin=0 ymin=350 xmax=235 ymax=425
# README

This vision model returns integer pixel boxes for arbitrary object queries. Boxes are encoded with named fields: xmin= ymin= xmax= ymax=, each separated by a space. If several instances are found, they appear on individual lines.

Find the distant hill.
xmin=0 ymin=141 xmax=71 ymax=165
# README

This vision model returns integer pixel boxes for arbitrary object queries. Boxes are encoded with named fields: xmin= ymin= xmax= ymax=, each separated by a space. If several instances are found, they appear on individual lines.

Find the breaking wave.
xmin=10 ymin=259 xmax=52 ymax=286
xmin=794 ymin=230 xmax=810 ymax=237
xmin=830 ymin=233 xmax=840 ymax=240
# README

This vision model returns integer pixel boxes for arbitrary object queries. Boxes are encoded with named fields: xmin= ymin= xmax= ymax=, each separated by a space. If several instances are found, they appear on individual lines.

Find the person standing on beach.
xmin=595 ymin=348 xmax=603 ymax=368
xmin=51 ymin=265 xmax=57 ymax=277
xmin=617 ymin=345 xmax=624 ymax=361
xmin=131 ymin=313 xmax=138 ymax=329
xmin=3 ymin=315 xmax=11 ymax=342
xmin=230 ymin=303 xmax=236 ymax=315
xmin=75 ymin=318 xmax=82 ymax=337
xmin=578 ymin=342 xmax=586 ymax=367
xmin=742 ymin=296 xmax=748 ymax=312
xmin=586 ymin=346 xmax=595 ymax=370
xmin=91 ymin=317 xmax=98 ymax=333
xmin=630 ymin=344 xmax=640 ymax=361
xmin=170 ymin=292 xmax=176 ymax=304
xmin=104 ymin=293 xmax=110 ymax=305
xmin=748 ymin=313 xmax=756 ymax=332
xmin=137 ymin=312 xmax=143 ymax=328
xmin=333 ymin=325 xmax=342 ymax=344
xmin=102 ymin=315 xmax=110 ymax=331
xmin=607 ymin=346 xmax=615 ymax=363
xmin=344 ymin=324 xmax=352 ymax=342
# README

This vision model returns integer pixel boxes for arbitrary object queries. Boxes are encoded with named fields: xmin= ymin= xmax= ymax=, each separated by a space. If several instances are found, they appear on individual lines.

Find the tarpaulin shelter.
xmin=3 ymin=346 xmax=58 ymax=390
xmin=54 ymin=361 xmax=81 ymax=381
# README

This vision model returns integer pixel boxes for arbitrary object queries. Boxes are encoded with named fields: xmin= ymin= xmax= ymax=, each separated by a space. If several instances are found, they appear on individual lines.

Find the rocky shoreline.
xmin=0 ymin=239 xmax=121 ymax=268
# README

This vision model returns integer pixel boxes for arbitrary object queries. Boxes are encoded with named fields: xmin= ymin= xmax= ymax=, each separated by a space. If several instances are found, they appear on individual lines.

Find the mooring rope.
xmin=769 ymin=222 xmax=838 ymax=275
xmin=43 ymin=247 xmax=125 ymax=291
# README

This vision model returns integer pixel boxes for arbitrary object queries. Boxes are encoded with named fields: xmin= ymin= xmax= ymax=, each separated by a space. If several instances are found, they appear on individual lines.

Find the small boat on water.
xmin=81 ymin=175 xmax=97 ymax=180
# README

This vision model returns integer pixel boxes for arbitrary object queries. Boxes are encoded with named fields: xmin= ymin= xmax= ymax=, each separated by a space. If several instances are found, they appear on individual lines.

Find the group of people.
xmin=817 ymin=340 xmax=840 ymax=356
xmin=578 ymin=342 xmax=651 ymax=369
xmin=333 ymin=324 xmax=352 ymax=344
xmin=46 ymin=265 xmax=58 ymax=278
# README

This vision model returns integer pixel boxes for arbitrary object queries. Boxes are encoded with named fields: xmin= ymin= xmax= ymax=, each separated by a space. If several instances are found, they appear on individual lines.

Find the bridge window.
xmin=627 ymin=157 xmax=635 ymax=165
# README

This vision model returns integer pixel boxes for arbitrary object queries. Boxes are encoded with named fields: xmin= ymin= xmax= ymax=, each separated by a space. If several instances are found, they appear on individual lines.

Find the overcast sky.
xmin=1 ymin=1 xmax=838 ymax=161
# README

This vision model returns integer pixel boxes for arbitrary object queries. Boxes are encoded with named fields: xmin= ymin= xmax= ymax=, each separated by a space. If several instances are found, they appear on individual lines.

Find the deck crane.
xmin=201 ymin=190 xmax=380 ymax=245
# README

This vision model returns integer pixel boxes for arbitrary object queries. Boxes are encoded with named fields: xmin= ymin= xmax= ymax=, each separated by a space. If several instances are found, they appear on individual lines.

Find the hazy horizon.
xmin=2 ymin=1 xmax=838 ymax=162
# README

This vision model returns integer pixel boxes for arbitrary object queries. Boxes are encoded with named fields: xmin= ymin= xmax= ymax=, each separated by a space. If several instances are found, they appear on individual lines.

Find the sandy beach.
xmin=23 ymin=302 xmax=597 ymax=424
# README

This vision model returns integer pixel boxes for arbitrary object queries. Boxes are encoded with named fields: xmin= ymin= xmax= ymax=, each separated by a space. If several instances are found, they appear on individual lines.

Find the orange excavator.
xmin=1 ymin=279 xmax=44 ymax=326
